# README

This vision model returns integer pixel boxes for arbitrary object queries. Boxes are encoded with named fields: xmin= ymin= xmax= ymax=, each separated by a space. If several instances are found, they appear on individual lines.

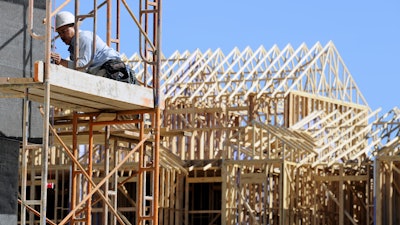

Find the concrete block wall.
xmin=0 ymin=0 xmax=46 ymax=139
xmin=0 ymin=137 xmax=20 ymax=225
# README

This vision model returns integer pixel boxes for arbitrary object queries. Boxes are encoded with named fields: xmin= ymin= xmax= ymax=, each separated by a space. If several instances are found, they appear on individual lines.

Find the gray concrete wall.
xmin=0 ymin=214 xmax=17 ymax=225
xmin=0 ymin=0 xmax=46 ymax=138
xmin=0 ymin=137 xmax=19 ymax=225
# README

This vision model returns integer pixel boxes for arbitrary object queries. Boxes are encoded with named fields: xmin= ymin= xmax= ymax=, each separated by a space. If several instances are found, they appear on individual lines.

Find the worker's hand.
xmin=51 ymin=52 xmax=61 ymax=65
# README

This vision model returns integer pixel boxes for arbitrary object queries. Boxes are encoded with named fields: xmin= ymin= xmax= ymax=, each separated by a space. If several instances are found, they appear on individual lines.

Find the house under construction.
xmin=0 ymin=0 xmax=399 ymax=225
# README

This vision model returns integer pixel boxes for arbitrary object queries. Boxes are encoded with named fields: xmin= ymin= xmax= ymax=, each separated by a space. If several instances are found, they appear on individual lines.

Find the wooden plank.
xmin=93 ymin=113 xmax=117 ymax=131
xmin=187 ymin=177 xmax=222 ymax=183
xmin=0 ymin=87 xmax=26 ymax=98
xmin=0 ymin=85 xmax=99 ymax=111
xmin=240 ymin=173 xmax=266 ymax=184
xmin=29 ymin=94 xmax=98 ymax=112
xmin=24 ymin=87 xmax=121 ymax=110
xmin=0 ymin=77 xmax=35 ymax=83
xmin=34 ymin=61 xmax=154 ymax=111
xmin=290 ymin=90 xmax=369 ymax=110
xmin=314 ymin=175 xmax=368 ymax=182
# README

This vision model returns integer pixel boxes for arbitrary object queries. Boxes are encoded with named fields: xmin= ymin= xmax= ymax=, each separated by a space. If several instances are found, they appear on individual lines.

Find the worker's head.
xmin=55 ymin=11 xmax=75 ymax=45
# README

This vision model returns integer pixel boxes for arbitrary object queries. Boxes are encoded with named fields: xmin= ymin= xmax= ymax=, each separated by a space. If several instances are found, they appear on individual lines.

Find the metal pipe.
xmin=116 ymin=0 xmax=121 ymax=52
xmin=121 ymin=0 xmax=156 ymax=51
xmin=137 ymin=110 xmax=145 ymax=224
xmin=20 ymin=89 xmax=29 ymax=225
xmin=87 ymin=116 xmax=94 ymax=225
xmin=70 ymin=113 xmax=78 ymax=225
xmin=39 ymin=117 xmax=127 ymax=225
xmin=51 ymin=1 xmax=108 ymax=53
xmin=17 ymin=199 xmax=57 ymax=225
xmin=74 ymin=0 xmax=80 ymax=70
xmin=106 ymin=0 xmax=112 ymax=46
xmin=27 ymin=0 xmax=45 ymax=40
xmin=152 ymin=0 xmax=162 ymax=224
xmin=50 ymin=0 xmax=73 ymax=18
xmin=103 ymin=125 xmax=110 ymax=224
xmin=57 ymin=134 xmax=150 ymax=225
xmin=39 ymin=0 xmax=53 ymax=223
xmin=75 ymin=0 xmax=98 ymax=71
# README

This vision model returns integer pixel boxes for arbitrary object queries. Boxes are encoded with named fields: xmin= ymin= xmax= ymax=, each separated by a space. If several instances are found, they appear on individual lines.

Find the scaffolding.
xmin=4 ymin=0 xmax=162 ymax=224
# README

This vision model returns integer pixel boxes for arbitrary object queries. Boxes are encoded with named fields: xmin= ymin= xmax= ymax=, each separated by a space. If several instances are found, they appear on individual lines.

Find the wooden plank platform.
xmin=0 ymin=61 xmax=154 ymax=112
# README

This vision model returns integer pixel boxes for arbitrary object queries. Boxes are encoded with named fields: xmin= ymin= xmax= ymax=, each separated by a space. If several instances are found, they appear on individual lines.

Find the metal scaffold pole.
xmin=40 ymin=0 xmax=53 ymax=224
xmin=136 ymin=0 xmax=162 ymax=224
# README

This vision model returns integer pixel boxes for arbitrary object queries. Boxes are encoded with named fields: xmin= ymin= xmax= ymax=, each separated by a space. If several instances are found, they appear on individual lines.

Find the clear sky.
xmin=55 ymin=1 xmax=399 ymax=114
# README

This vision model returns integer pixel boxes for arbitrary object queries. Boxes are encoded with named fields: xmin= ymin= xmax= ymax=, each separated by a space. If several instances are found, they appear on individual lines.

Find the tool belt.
xmin=101 ymin=59 xmax=137 ymax=84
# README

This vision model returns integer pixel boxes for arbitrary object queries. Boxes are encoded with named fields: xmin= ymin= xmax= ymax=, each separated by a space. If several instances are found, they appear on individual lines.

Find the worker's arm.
xmin=51 ymin=52 xmax=70 ymax=67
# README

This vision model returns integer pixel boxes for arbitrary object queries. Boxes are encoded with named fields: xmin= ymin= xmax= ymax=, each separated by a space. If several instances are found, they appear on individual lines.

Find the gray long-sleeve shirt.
xmin=67 ymin=30 xmax=121 ymax=74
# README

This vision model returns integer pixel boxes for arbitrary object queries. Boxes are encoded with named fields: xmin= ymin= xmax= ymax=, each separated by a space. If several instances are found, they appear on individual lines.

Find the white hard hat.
xmin=55 ymin=11 xmax=75 ymax=30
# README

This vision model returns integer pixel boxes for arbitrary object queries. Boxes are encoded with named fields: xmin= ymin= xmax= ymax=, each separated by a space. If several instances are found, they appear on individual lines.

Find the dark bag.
xmin=101 ymin=59 xmax=137 ymax=84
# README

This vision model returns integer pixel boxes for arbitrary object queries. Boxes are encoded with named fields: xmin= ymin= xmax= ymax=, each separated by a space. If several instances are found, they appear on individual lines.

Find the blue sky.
xmin=161 ymin=1 xmax=399 ymax=114
xmin=55 ymin=1 xmax=399 ymax=114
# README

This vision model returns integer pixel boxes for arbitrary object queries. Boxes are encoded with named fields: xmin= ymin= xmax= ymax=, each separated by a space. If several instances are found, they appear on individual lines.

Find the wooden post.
xmin=374 ymin=159 xmax=381 ymax=225
xmin=339 ymin=165 xmax=344 ymax=224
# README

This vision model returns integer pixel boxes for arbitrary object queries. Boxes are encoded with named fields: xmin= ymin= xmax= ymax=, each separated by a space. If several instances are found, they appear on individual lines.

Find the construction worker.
xmin=51 ymin=11 xmax=135 ymax=83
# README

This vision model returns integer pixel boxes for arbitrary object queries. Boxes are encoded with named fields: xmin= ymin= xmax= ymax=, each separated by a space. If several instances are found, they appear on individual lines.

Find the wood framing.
xmin=1 ymin=11 xmax=399 ymax=223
